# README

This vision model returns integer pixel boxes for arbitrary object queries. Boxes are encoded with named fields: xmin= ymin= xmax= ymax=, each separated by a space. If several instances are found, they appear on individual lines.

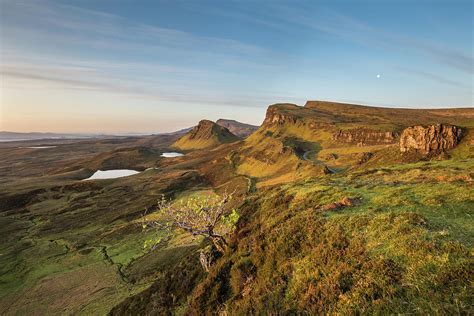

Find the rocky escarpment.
xmin=399 ymin=124 xmax=463 ymax=154
xmin=332 ymin=129 xmax=398 ymax=146
xmin=262 ymin=104 xmax=301 ymax=126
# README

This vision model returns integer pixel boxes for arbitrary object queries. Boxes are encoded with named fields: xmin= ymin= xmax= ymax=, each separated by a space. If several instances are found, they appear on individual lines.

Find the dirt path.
xmin=302 ymin=150 xmax=338 ymax=173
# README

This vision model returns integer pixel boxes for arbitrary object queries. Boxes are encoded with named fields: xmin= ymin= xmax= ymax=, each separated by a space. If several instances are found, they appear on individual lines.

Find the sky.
xmin=0 ymin=0 xmax=473 ymax=133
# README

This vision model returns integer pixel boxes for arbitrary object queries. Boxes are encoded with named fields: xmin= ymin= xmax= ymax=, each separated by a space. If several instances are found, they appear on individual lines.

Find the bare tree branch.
xmin=143 ymin=191 xmax=239 ymax=255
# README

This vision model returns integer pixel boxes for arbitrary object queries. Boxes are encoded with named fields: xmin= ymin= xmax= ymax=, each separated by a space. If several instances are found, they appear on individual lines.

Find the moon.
xmin=376 ymin=74 xmax=381 ymax=79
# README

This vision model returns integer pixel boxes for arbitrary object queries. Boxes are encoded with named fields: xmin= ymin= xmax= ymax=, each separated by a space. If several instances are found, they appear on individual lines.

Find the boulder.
xmin=355 ymin=152 xmax=374 ymax=165
xmin=323 ymin=153 xmax=338 ymax=160
xmin=400 ymin=124 xmax=462 ymax=154
xmin=317 ymin=197 xmax=361 ymax=211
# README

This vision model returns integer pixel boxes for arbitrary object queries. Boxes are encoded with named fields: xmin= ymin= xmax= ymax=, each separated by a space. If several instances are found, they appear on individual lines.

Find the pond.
xmin=83 ymin=169 xmax=140 ymax=180
xmin=20 ymin=146 xmax=57 ymax=149
xmin=161 ymin=152 xmax=184 ymax=158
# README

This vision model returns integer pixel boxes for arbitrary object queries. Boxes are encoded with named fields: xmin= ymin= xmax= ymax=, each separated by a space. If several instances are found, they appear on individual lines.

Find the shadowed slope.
xmin=216 ymin=119 xmax=258 ymax=138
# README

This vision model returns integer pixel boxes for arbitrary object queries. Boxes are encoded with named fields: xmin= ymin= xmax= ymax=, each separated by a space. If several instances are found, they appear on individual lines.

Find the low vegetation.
xmin=1 ymin=102 xmax=473 ymax=314
xmin=186 ymin=158 xmax=473 ymax=314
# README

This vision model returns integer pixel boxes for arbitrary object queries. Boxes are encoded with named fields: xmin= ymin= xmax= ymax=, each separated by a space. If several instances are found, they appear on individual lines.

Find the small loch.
xmin=161 ymin=152 xmax=184 ymax=158
xmin=83 ymin=169 xmax=140 ymax=180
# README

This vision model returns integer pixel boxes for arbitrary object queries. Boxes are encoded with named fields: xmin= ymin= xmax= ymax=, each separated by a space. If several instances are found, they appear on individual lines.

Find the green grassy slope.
xmin=187 ymin=157 xmax=473 ymax=314
xmin=121 ymin=102 xmax=473 ymax=314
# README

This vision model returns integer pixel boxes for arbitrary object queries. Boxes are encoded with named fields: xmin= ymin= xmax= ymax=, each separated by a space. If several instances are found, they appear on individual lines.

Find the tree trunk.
xmin=211 ymin=235 xmax=227 ymax=253
xmin=199 ymin=250 xmax=211 ymax=272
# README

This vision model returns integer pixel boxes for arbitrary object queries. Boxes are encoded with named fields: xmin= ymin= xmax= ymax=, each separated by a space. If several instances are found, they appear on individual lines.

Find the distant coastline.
xmin=0 ymin=131 xmax=154 ymax=142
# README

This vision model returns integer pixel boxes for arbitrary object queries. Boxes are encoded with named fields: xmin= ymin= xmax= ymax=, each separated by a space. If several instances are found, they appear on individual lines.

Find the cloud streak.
xmin=1 ymin=0 xmax=300 ymax=109
xmin=394 ymin=66 xmax=470 ymax=89
xmin=1 ymin=1 xmax=274 ymax=64
xmin=1 ymin=0 xmax=471 ymax=133
xmin=1 ymin=61 xmax=303 ymax=108
xmin=203 ymin=3 xmax=473 ymax=74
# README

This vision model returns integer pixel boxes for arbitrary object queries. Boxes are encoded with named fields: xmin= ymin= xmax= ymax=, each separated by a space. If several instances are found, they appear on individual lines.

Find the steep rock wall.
xmin=399 ymin=124 xmax=462 ymax=154
xmin=332 ymin=129 xmax=398 ymax=146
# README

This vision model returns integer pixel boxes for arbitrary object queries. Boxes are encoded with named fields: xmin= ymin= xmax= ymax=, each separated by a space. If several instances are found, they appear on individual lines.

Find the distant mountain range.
xmin=1 ymin=119 xmax=258 ymax=142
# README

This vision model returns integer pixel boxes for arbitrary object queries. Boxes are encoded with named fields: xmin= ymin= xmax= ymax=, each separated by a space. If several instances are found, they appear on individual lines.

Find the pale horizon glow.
xmin=1 ymin=0 xmax=472 ymax=133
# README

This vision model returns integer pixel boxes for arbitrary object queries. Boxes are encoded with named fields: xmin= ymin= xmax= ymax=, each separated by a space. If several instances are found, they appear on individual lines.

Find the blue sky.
xmin=1 ymin=0 xmax=472 ymax=133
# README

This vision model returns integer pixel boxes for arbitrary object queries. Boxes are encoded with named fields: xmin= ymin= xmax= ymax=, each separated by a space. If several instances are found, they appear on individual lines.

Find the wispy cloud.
xmin=1 ymin=0 xmax=297 ymax=108
xmin=394 ymin=66 xmax=470 ymax=89
xmin=1 ymin=1 xmax=274 ymax=64
xmin=201 ymin=3 xmax=473 ymax=75
xmin=1 ymin=0 xmax=471 ymax=121
xmin=1 ymin=60 xmax=302 ymax=108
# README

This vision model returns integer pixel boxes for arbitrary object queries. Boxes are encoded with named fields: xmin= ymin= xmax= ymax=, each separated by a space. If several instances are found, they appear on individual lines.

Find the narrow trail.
xmin=302 ymin=150 xmax=338 ymax=174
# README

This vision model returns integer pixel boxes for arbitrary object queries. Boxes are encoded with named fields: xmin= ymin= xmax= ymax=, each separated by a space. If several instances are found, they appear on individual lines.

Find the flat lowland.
xmin=1 ymin=101 xmax=473 ymax=315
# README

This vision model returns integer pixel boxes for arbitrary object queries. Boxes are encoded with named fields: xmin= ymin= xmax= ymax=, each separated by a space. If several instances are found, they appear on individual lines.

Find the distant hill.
xmin=172 ymin=119 xmax=240 ymax=150
xmin=161 ymin=127 xmax=194 ymax=136
xmin=216 ymin=119 xmax=258 ymax=138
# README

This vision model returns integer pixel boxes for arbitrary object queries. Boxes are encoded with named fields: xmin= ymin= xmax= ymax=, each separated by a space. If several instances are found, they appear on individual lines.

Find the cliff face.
xmin=332 ymin=129 xmax=398 ymax=146
xmin=399 ymin=124 xmax=463 ymax=154
xmin=262 ymin=104 xmax=301 ymax=126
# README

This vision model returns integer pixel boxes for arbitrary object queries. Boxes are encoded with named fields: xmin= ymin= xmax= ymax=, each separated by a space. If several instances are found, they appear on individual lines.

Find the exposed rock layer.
xmin=399 ymin=124 xmax=462 ymax=154
xmin=263 ymin=104 xmax=300 ymax=126
xmin=332 ymin=129 xmax=397 ymax=146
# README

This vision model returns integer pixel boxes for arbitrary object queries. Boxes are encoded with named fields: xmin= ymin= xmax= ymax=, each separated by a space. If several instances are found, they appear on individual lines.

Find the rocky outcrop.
xmin=332 ymin=128 xmax=397 ymax=146
xmin=399 ymin=124 xmax=462 ymax=154
xmin=354 ymin=152 xmax=374 ymax=165
xmin=316 ymin=197 xmax=361 ymax=211
xmin=263 ymin=104 xmax=300 ymax=126
xmin=323 ymin=153 xmax=338 ymax=160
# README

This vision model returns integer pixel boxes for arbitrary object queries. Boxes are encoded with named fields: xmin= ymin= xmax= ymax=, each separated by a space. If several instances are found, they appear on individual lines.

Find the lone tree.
xmin=143 ymin=192 xmax=239 ymax=256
